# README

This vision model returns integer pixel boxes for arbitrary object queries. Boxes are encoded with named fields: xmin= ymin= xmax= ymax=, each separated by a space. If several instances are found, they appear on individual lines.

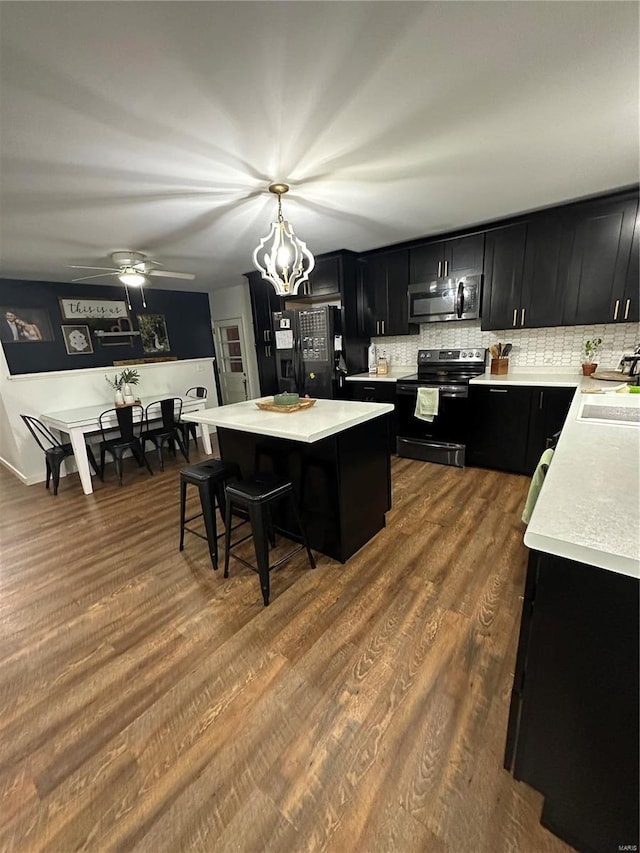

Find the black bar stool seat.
xmin=223 ymin=474 xmax=316 ymax=607
xmin=179 ymin=459 xmax=241 ymax=570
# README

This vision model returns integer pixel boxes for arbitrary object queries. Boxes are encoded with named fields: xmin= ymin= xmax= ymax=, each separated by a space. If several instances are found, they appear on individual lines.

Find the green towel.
xmin=522 ymin=448 xmax=554 ymax=525
xmin=414 ymin=387 xmax=439 ymax=422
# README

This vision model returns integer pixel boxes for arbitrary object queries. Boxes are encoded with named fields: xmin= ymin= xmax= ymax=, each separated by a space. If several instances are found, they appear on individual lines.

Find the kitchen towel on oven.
xmin=414 ymin=387 xmax=439 ymax=422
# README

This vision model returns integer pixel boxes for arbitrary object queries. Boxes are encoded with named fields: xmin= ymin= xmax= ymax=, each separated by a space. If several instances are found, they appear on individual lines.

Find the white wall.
xmin=0 ymin=355 xmax=218 ymax=485
xmin=208 ymin=281 xmax=260 ymax=399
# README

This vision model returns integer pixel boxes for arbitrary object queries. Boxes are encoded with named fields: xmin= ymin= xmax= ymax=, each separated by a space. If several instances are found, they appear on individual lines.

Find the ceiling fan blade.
xmin=148 ymin=269 xmax=195 ymax=280
xmin=71 ymin=272 xmax=120 ymax=282
xmin=69 ymin=265 xmax=119 ymax=272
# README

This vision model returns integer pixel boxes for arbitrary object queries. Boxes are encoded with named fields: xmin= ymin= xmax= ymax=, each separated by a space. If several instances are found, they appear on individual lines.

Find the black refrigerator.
xmin=272 ymin=306 xmax=346 ymax=399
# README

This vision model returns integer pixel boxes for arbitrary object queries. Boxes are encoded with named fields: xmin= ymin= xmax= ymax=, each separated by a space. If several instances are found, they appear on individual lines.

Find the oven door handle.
xmin=456 ymin=281 xmax=464 ymax=318
xmin=397 ymin=384 xmax=467 ymax=399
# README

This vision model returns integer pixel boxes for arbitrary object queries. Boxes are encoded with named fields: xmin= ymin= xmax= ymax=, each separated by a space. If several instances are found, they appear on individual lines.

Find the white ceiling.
xmin=0 ymin=1 xmax=638 ymax=293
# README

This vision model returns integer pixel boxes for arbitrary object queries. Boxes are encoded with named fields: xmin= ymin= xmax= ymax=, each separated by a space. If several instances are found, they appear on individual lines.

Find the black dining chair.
xmin=21 ymin=414 xmax=102 ymax=496
xmin=142 ymin=397 xmax=190 ymax=472
xmin=179 ymin=386 xmax=208 ymax=450
xmin=98 ymin=405 xmax=153 ymax=486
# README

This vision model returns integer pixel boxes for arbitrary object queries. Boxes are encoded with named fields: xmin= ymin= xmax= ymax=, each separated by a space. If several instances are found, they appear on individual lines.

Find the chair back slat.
xmin=99 ymin=405 xmax=143 ymax=442
xmin=186 ymin=386 xmax=207 ymax=399
xmin=145 ymin=398 xmax=182 ymax=430
xmin=21 ymin=415 xmax=62 ymax=452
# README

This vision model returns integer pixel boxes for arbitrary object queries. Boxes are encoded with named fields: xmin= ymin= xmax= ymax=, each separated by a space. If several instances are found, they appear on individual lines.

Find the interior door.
xmin=214 ymin=319 xmax=249 ymax=404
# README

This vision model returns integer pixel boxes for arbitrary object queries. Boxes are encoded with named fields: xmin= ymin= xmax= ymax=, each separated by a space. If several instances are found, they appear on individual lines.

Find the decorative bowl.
xmin=273 ymin=392 xmax=300 ymax=406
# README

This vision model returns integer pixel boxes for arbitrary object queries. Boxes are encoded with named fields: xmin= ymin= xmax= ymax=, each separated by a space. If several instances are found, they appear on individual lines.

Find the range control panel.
xmin=418 ymin=348 xmax=486 ymax=365
xmin=300 ymin=309 xmax=328 ymax=361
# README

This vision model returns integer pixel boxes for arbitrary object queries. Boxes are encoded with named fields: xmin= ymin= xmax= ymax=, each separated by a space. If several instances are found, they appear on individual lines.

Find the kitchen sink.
xmin=578 ymin=401 xmax=640 ymax=426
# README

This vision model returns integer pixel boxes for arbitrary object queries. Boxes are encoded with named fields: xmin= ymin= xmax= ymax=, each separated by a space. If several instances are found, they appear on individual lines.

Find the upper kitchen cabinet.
xmin=622 ymin=204 xmax=639 ymax=323
xmin=296 ymin=253 xmax=342 ymax=298
xmin=561 ymin=192 xmax=638 ymax=326
xmin=482 ymin=224 xmax=527 ymax=330
xmin=409 ymin=233 xmax=485 ymax=283
xmin=360 ymin=248 xmax=419 ymax=337
xmin=482 ymin=214 xmax=565 ymax=330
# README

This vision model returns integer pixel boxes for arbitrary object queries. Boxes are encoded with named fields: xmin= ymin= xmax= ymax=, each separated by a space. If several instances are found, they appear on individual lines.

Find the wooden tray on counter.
xmin=255 ymin=398 xmax=316 ymax=414
xmin=591 ymin=370 xmax=636 ymax=382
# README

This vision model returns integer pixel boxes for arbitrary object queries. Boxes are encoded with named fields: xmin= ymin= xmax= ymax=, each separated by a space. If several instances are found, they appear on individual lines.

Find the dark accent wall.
xmin=0 ymin=279 xmax=214 ymax=375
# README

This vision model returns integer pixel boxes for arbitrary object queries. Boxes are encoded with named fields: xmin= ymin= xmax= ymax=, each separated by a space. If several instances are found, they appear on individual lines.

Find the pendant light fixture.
xmin=253 ymin=183 xmax=315 ymax=296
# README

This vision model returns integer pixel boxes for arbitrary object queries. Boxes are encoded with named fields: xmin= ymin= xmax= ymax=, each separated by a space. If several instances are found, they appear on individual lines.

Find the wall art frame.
xmin=0 ymin=306 xmax=55 ymax=343
xmin=62 ymin=324 xmax=94 ymax=355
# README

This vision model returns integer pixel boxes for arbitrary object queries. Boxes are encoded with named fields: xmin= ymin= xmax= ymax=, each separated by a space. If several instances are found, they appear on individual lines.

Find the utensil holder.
xmin=490 ymin=357 xmax=509 ymax=375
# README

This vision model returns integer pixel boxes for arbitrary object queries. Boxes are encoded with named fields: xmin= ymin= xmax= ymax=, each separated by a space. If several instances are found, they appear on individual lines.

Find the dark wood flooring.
xmin=0 ymin=441 xmax=574 ymax=852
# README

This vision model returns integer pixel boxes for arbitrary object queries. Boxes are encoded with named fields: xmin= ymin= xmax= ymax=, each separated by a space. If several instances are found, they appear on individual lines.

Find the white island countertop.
xmin=182 ymin=397 xmax=394 ymax=443
xmin=520 ymin=377 xmax=640 ymax=579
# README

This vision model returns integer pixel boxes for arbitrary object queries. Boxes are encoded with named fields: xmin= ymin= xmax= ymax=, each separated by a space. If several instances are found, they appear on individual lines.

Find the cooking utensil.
xmin=502 ymin=343 xmax=512 ymax=357
xmin=489 ymin=345 xmax=499 ymax=359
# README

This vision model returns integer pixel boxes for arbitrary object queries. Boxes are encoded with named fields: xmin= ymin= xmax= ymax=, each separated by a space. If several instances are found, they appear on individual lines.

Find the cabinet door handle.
xmin=444 ymin=260 xmax=449 ymax=277
xmin=614 ymin=299 xmax=620 ymax=320
xmin=521 ymin=308 xmax=526 ymax=326
xmin=437 ymin=261 xmax=442 ymax=278
xmin=489 ymin=388 xmax=508 ymax=393
xmin=624 ymin=299 xmax=630 ymax=320
xmin=513 ymin=308 xmax=518 ymax=327
xmin=539 ymin=391 xmax=544 ymax=410
xmin=382 ymin=320 xmax=385 ymax=334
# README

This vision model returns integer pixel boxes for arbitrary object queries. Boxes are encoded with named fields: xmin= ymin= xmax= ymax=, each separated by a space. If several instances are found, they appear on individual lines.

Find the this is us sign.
xmin=59 ymin=298 xmax=129 ymax=321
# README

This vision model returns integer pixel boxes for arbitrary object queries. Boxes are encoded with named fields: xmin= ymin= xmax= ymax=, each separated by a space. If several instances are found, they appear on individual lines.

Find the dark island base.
xmin=216 ymin=414 xmax=392 ymax=563
xmin=505 ymin=550 xmax=639 ymax=853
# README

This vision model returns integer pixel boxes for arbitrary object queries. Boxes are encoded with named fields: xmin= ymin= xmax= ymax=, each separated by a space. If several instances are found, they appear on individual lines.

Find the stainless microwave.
xmin=408 ymin=274 xmax=482 ymax=323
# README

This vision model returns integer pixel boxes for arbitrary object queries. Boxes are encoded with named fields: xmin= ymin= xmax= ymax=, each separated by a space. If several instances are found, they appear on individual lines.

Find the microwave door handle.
xmin=456 ymin=281 xmax=464 ymax=318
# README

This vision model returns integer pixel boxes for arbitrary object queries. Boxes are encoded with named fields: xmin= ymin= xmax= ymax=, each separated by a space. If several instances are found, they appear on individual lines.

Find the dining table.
xmin=40 ymin=396 xmax=212 ymax=495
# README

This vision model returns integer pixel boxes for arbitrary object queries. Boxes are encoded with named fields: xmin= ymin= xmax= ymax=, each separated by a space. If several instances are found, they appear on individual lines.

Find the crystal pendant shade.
xmin=253 ymin=184 xmax=315 ymax=296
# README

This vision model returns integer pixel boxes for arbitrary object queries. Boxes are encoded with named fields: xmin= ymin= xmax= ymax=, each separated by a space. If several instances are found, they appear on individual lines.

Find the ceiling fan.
xmin=69 ymin=251 xmax=195 ymax=308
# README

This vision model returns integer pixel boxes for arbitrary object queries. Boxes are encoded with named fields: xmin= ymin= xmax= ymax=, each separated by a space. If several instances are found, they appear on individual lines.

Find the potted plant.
xmin=105 ymin=368 xmax=140 ymax=404
xmin=582 ymin=337 xmax=602 ymax=376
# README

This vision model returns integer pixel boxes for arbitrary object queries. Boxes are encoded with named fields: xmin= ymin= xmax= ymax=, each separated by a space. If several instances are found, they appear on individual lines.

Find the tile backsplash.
xmin=373 ymin=321 xmax=640 ymax=369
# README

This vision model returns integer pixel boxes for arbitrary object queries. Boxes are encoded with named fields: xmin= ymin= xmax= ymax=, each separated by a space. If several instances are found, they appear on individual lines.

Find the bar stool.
xmin=179 ymin=459 xmax=241 ymax=570
xmin=223 ymin=474 xmax=316 ymax=606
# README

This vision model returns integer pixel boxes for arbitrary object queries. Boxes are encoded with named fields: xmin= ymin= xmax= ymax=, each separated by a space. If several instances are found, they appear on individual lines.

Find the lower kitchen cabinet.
xmin=467 ymin=384 xmax=574 ymax=475
xmin=524 ymin=386 xmax=574 ymax=473
xmin=347 ymin=380 xmax=397 ymax=450
xmin=505 ymin=551 xmax=639 ymax=853
xmin=467 ymin=385 xmax=532 ymax=473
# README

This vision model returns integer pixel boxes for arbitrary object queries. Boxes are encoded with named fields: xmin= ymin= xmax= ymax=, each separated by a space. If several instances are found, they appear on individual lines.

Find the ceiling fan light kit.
xmin=68 ymin=251 xmax=196 ymax=309
xmin=118 ymin=269 xmax=147 ymax=287
xmin=253 ymin=183 xmax=315 ymax=297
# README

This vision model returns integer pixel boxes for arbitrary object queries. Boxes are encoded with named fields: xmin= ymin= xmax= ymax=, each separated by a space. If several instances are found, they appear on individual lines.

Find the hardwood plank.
xmin=0 ymin=444 xmax=573 ymax=852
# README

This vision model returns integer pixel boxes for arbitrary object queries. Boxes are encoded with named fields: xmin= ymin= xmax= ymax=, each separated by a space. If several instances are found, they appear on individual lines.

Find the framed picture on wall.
xmin=0 ymin=307 xmax=54 ymax=343
xmin=62 ymin=324 xmax=94 ymax=355
xmin=137 ymin=314 xmax=171 ymax=353
xmin=59 ymin=297 xmax=135 ymax=347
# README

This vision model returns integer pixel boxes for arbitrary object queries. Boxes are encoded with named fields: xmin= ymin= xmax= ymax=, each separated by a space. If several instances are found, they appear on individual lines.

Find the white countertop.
xmin=182 ymin=397 xmax=394 ymax=443
xmin=523 ymin=380 xmax=640 ymax=579
xmin=346 ymin=368 xmax=413 ymax=383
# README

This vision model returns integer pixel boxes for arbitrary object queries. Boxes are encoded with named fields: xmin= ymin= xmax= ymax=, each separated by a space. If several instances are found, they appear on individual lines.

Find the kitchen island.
xmin=503 ymin=377 xmax=639 ymax=853
xmin=183 ymin=398 xmax=394 ymax=562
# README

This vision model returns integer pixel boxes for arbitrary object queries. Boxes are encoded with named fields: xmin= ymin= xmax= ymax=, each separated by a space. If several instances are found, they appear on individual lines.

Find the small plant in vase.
xmin=582 ymin=337 xmax=602 ymax=376
xmin=105 ymin=368 xmax=140 ymax=405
